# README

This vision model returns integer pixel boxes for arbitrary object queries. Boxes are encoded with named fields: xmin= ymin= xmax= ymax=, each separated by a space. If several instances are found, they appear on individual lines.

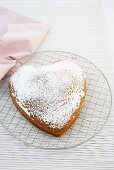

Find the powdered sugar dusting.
xmin=10 ymin=61 xmax=85 ymax=128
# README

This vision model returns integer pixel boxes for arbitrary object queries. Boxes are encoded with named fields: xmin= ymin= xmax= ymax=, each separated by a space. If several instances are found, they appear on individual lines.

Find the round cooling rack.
xmin=0 ymin=51 xmax=112 ymax=149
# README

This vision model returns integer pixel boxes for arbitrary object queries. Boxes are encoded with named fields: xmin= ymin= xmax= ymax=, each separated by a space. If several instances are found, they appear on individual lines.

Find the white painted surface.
xmin=0 ymin=0 xmax=114 ymax=169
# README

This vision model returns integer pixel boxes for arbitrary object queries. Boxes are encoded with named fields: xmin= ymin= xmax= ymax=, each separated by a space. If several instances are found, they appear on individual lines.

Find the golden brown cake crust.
xmin=9 ymin=81 xmax=86 ymax=137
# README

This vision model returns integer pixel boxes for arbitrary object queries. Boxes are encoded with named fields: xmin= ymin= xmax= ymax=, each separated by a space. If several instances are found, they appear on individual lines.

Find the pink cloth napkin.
xmin=0 ymin=6 xmax=49 ymax=80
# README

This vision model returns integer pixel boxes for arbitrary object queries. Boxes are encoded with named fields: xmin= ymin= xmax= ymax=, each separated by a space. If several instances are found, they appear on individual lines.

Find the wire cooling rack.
xmin=0 ymin=51 xmax=112 ymax=149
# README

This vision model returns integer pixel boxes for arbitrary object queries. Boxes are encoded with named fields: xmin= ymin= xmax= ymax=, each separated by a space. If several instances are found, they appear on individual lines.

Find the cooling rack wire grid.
xmin=0 ymin=51 xmax=112 ymax=149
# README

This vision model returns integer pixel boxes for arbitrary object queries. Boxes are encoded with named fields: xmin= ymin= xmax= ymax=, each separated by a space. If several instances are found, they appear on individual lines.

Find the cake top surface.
xmin=10 ymin=61 xmax=85 ymax=128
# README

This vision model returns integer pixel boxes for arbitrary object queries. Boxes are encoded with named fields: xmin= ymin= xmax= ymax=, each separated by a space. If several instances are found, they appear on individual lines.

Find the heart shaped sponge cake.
xmin=9 ymin=61 xmax=86 ymax=137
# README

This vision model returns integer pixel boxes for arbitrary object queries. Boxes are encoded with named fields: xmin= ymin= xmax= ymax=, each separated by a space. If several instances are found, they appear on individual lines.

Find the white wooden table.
xmin=0 ymin=0 xmax=114 ymax=169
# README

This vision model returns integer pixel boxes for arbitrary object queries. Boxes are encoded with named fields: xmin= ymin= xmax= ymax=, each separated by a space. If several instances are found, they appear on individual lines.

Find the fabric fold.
xmin=0 ymin=6 xmax=49 ymax=80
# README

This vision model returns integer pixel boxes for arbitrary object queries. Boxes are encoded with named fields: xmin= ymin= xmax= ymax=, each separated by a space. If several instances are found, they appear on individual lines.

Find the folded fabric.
xmin=0 ymin=6 xmax=49 ymax=80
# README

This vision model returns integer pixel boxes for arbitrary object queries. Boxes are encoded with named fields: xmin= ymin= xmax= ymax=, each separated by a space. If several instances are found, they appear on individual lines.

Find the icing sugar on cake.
xmin=10 ymin=61 xmax=85 ymax=128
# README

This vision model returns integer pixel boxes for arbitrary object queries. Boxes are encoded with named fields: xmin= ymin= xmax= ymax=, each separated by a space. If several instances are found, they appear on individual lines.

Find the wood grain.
xmin=0 ymin=0 xmax=114 ymax=169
